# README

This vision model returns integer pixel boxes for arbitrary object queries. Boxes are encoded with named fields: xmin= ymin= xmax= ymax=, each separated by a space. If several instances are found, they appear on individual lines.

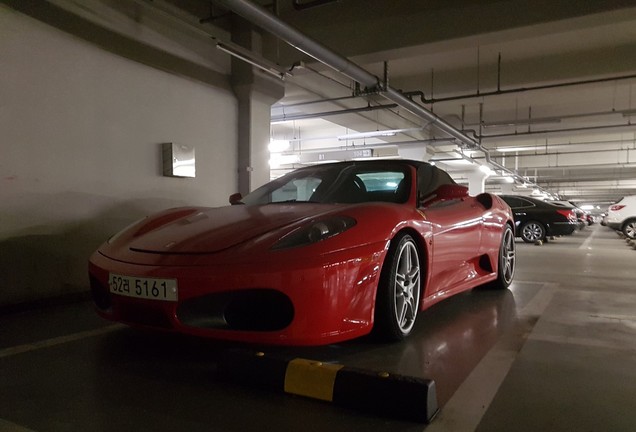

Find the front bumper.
xmin=88 ymin=242 xmax=386 ymax=346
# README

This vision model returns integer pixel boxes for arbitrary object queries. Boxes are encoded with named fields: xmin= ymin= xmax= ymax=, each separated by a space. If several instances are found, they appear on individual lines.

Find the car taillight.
xmin=610 ymin=205 xmax=625 ymax=211
xmin=556 ymin=209 xmax=576 ymax=221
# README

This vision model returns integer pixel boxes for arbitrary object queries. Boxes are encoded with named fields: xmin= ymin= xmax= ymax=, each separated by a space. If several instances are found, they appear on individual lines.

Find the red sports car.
xmin=89 ymin=160 xmax=516 ymax=346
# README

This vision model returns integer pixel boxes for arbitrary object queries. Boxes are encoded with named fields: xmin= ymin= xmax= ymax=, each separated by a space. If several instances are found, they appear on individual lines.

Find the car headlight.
xmin=272 ymin=216 xmax=357 ymax=250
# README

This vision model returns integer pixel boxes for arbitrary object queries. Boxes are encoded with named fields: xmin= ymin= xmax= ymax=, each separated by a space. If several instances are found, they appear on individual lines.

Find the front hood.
xmin=125 ymin=204 xmax=335 ymax=254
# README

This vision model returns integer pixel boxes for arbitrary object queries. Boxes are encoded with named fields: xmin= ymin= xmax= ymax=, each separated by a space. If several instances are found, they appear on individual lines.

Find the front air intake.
xmin=177 ymin=289 xmax=294 ymax=332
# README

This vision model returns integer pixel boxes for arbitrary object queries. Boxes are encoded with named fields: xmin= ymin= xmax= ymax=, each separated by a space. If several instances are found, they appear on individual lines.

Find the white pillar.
xmin=500 ymin=182 xmax=515 ymax=194
xmin=397 ymin=143 xmax=431 ymax=161
xmin=467 ymin=168 xmax=489 ymax=195
xmin=230 ymin=17 xmax=284 ymax=195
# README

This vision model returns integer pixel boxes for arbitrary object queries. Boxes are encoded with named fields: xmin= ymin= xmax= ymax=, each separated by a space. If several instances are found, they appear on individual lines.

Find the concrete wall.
xmin=0 ymin=6 xmax=237 ymax=306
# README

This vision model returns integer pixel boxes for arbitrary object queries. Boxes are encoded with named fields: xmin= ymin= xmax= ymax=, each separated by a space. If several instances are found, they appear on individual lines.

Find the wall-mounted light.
xmin=162 ymin=143 xmax=195 ymax=178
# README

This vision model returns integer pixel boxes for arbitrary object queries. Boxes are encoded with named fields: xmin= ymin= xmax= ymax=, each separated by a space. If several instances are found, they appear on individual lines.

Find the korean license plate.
xmin=108 ymin=274 xmax=178 ymax=301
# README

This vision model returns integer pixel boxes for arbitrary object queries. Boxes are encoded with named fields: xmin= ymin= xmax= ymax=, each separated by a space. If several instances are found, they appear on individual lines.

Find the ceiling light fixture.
xmin=268 ymin=139 xmax=291 ymax=152
xmin=494 ymin=145 xmax=545 ymax=153
xmin=216 ymin=42 xmax=290 ymax=80
xmin=269 ymin=154 xmax=299 ymax=168
xmin=337 ymin=127 xmax=424 ymax=141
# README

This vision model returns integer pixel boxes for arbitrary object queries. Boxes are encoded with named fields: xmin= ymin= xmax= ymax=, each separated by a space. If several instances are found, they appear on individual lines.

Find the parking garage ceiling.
xmin=45 ymin=0 xmax=636 ymax=208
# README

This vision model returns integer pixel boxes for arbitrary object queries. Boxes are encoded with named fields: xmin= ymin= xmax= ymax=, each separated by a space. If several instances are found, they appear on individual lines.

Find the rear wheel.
xmin=521 ymin=221 xmax=545 ymax=243
xmin=622 ymin=219 xmax=636 ymax=239
xmin=374 ymin=233 xmax=421 ymax=341
xmin=491 ymin=225 xmax=515 ymax=289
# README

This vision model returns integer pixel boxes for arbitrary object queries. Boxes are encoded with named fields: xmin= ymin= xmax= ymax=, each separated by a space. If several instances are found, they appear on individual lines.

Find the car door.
xmin=417 ymin=165 xmax=484 ymax=297
xmin=501 ymin=196 xmax=534 ymax=234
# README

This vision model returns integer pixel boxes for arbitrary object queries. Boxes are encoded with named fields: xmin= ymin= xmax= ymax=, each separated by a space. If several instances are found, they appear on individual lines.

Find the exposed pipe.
xmin=410 ymin=73 xmax=636 ymax=105
xmin=282 ymin=138 xmax=456 ymax=154
xmin=465 ymin=122 xmax=636 ymax=140
xmin=215 ymin=0 xmax=548 ymax=190
xmin=274 ymin=94 xmax=361 ymax=108
xmin=271 ymin=103 xmax=397 ymax=122
xmin=292 ymin=0 xmax=339 ymax=10
xmin=486 ymin=147 xmax=635 ymax=159
xmin=465 ymin=108 xmax=636 ymax=128
xmin=216 ymin=41 xmax=290 ymax=79
xmin=214 ymin=0 xmax=479 ymax=148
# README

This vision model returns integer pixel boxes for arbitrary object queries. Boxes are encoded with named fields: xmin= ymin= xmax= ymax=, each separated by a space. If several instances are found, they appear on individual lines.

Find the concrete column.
xmin=397 ymin=143 xmax=432 ymax=161
xmin=500 ymin=182 xmax=515 ymax=194
xmin=231 ymin=17 xmax=284 ymax=195
xmin=467 ymin=168 xmax=489 ymax=196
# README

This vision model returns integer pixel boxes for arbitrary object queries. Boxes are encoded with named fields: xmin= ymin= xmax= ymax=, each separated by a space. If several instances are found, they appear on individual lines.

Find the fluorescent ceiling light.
xmin=494 ymin=146 xmax=544 ymax=153
xmin=433 ymin=158 xmax=474 ymax=165
xmin=269 ymin=139 xmax=290 ymax=152
xmin=269 ymin=154 xmax=299 ymax=168
xmin=216 ymin=42 xmax=290 ymax=80
xmin=337 ymin=127 xmax=423 ymax=141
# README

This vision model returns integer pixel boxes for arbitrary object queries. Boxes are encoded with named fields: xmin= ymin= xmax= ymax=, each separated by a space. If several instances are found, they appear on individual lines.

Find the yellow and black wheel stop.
xmin=217 ymin=349 xmax=438 ymax=423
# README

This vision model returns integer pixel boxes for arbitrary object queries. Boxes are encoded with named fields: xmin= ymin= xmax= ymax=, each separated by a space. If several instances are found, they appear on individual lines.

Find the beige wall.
xmin=0 ymin=6 xmax=238 ymax=306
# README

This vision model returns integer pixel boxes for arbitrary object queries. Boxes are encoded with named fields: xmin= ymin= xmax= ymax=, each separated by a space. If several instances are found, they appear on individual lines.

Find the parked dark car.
xmin=547 ymin=200 xmax=587 ymax=230
xmin=499 ymin=195 xmax=580 ymax=243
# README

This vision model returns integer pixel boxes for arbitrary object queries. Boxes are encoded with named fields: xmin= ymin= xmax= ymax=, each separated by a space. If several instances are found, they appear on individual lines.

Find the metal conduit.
xmin=216 ymin=0 xmax=548 ymax=191
xmin=215 ymin=0 xmax=478 ymax=148
xmin=271 ymin=103 xmax=398 ymax=122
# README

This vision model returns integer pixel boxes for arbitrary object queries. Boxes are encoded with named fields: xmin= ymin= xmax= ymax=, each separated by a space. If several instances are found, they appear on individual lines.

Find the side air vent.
xmin=476 ymin=193 xmax=493 ymax=209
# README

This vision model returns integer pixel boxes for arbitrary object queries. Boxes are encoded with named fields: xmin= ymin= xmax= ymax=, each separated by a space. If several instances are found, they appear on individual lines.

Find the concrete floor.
xmin=1 ymin=224 xmax=636 ymax=431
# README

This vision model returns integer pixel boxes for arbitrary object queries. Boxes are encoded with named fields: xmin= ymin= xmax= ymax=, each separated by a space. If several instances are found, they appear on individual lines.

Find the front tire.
xmin=374 ymin=233 xmax=421 ymax=341
xmin=622 ymin=219 xmax=636 ymax=239
xmin=491 ymin=225 xmax=516 ymax=289
xmin=521 ymin=220 xmax=545 ymax=243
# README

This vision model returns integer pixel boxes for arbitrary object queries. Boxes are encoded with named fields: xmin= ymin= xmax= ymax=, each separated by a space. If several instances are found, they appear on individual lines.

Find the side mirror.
xmin=420 ymin=184 xmax=469 ymax=206
xmin=229 ymin=193 xmax=243 ymax=205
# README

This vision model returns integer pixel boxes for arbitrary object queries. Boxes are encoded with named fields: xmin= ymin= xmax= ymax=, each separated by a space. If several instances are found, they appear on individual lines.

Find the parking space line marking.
xmin=0 ymin=324 xmax=124 ymax=359
xmin=579 ymin=227 xmax=597 ymax=250
xmin=425 ymin=282 xmax=556 ymax=432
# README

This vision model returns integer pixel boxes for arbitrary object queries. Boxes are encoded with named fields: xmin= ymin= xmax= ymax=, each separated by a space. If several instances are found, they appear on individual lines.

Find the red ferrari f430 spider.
xmin=89 ymin=160 xmax=516 ymax=345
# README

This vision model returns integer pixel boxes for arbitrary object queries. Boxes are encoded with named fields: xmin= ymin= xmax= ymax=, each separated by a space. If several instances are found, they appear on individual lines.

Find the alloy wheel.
xmin=501 ymin=227 xmax=516 ymax=285
xmin=522 ymin=222 xmax=544 ymax=242
xmin=393 ymin=240 xmax=420 ymax=335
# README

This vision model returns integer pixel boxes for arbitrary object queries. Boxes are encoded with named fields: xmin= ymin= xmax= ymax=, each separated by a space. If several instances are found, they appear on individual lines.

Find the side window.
xmin=502 ymin=196 xmax=524 ymax=209
xmin=517 ymin=198 xmax=535 ymax=208
xmin=356 ymin=171 xmax=405 ymax=192
xmin=330 ymin=168 xmax=410 ymax=204
xmin=418 ymin=165 xmax=456 ymax=200
xmin=271 ymin=177 xmax=322 ymax=202
xmin=502 ymin=197 xmax=535 ymax=209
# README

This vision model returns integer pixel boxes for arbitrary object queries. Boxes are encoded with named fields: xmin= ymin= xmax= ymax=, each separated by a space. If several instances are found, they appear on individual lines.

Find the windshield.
xmin=241 ymin=163 xmax=411 ymax=205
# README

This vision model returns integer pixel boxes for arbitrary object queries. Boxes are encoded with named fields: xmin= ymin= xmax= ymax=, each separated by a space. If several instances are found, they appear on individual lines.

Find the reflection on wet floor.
xmin=0 ymin=279 xmax=542 ymax=431
xmin=3 ymin=226 xmax=636 ymax=431
xmin=87 ymin=282 xmax=525 ymax=408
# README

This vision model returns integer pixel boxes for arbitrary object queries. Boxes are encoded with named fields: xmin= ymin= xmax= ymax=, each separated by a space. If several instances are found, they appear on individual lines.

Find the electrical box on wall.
xmin=162 ymin=143 xmax=195 ymax=178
